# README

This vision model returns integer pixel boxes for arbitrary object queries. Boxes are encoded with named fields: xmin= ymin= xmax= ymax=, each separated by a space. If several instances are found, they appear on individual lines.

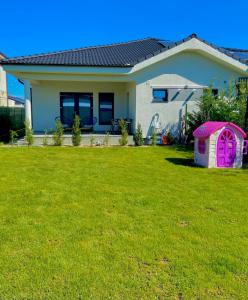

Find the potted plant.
xmin=161 ymin=131 xmax=173 ymax=145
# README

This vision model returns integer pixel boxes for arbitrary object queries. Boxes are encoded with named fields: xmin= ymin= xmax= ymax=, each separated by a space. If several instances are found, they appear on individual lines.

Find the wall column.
xmin=24 ymin=80 xmax=32 ymax=128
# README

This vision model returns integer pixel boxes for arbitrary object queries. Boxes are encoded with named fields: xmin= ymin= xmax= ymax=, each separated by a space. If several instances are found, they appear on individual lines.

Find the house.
xmin=0 ymin=52 xmax=8 ymax=106
xmin=7 ymin=95 xmax=25 ymax=108
xmin=0 ymin=52 xmax=25 ymax=108
xmin=0 ymin=34 xmax=248 ymax=138
xmin=193 ymin=121 xmax=246 ymax=168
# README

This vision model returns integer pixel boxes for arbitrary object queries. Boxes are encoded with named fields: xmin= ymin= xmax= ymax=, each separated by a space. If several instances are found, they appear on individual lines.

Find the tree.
xmin=237 ymin=80 xmax=248 ymax=131
xmin=187 ymin=83 xmax=247 ymax=141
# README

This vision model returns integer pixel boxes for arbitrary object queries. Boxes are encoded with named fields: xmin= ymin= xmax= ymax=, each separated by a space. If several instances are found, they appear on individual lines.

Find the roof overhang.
xmin=2 ymin=64 xmax=132 ymax=75
xmin=2 ymin=65 xmax=133 ymax=82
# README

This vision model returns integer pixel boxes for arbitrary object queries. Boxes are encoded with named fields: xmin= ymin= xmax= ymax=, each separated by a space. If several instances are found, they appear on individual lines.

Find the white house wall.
xmin=132 ymin=51 xmax=243 ymax=137
xmin=32 ymin=81 xmax=129 ymax=132
xmin=125 ymin=82 xmax=136 ymax=126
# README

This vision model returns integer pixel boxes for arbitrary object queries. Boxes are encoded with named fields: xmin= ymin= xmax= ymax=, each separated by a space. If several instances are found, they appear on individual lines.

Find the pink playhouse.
xmin=193 ymin=122 xmax=247 ymax=168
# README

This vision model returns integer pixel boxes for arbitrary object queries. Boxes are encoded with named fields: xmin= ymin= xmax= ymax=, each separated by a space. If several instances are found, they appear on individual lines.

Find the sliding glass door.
xmin=79 ymin=94 xmax=93 ymax=125
xmin=60 ymin=93 xmax=93 ymax=127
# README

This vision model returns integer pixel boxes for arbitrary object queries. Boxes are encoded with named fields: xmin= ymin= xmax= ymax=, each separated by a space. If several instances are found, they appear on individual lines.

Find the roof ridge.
xmin=2 ymin=37 xmax=158 ymax=62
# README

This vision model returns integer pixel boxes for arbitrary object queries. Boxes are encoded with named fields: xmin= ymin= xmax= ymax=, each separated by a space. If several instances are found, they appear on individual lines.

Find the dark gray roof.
xmin=0 ymin=38 xmax=169 ymax=67
xmin=0 ymin=34 xmax=247 ymax=67
xmin=221 ymin=47 xmax=248 ymax=65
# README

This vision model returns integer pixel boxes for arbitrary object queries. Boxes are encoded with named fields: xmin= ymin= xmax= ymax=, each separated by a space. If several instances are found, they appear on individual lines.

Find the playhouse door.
xmin=217 ymin=129 xmax=236 ymax=168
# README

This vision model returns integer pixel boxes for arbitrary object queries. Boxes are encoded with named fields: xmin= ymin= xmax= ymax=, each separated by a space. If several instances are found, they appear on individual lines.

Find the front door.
xmin=217 ymin=129 xmax=237 ymax=168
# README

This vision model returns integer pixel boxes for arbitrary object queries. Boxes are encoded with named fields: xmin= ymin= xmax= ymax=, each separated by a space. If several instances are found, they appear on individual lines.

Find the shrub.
xmin=103 ymin=132 xmax=110 ymax=146
xmin=133 ymin=123 xmax=143 ymax=146
xmin=42 ymin=130 xmax=48 ymax=146
xmin=187 ymin=83 xmax=247 ymax=141
xmin=118 ymin=119 xmax=128 ymax=146
xmin=90 ymin=135 xmax=95 ymax=147
xmin=53 ymin=119 xmax=64 ymax=146
xmin=151 ymin=130 xmax=157 ymax=146
xmin=72 ymin=115 xmax=81 ymax=146
xmin=24 ymin=121 xmax=34 ymax=146
xmin=10 ymin=130 xmax=18 ymax=145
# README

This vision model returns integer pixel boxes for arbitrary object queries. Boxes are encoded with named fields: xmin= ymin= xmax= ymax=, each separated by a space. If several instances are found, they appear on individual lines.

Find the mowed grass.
xmin=0 ymin=146 xmax=248 ymax=299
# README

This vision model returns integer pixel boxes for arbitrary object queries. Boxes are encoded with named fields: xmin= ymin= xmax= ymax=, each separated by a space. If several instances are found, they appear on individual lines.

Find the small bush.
xmin=42 ymin=130 xmax=49 ymax=146
xmin=10 ymin=130 xmax=18 ymax=145
xmin=90 ymin=135 xmax=95 ymax=147
xmin=53 ymin=119 xmax=64 ymax=146
xmin=103 ymin=132 xmax=110 ymax=146
xmin=119 ymin=119 xmax=128 ymax=146
xmin=133 ymin=123 xmax=143 ymax=146
xmin=72 ymin=115 xmax=81 ymax=146
xmin=151 ymin=130 xmax=157 ymax=146
xmin=24 ymin=121 xmax=34 ymax=146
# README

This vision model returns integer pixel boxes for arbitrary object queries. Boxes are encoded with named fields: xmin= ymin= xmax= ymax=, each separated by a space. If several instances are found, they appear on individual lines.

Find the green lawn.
xmin=0 ymin=146 xmax=248 ymax=299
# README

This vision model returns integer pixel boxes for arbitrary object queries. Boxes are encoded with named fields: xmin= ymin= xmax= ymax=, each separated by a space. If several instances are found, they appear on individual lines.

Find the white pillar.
xmin=24 ymin=80 xmax=32 ymax=128
xmin=0 ymin=66 xmax=8 ymax=106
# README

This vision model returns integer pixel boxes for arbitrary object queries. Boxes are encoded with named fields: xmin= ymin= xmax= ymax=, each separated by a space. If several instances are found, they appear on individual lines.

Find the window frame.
xmin=152 ymin=88 xmax=169 ymax=102
xmin=98 ymin=93 xmax=114 ymax=125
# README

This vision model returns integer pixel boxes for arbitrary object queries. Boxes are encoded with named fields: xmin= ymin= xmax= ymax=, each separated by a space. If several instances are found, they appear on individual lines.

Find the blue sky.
xmin=2 ymin=0 xmax=248 ymax=98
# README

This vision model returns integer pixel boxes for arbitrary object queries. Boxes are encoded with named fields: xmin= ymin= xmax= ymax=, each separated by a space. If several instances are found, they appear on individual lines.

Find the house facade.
xmin=1 ymin=34 xmax=248 ymax=137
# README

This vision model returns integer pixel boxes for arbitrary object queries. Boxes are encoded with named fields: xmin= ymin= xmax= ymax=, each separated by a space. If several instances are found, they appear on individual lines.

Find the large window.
xmin=99 ymin=93 xmax=114 ymax=125
xmin=153 ymin=89 xmax=168 ymax=102
xmin=60 ymin=92 xmax=93 ymax=126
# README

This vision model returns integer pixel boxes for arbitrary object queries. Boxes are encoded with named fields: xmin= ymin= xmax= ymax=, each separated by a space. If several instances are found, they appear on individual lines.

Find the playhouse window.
xmin=198 ymin=140 xmax=206 ymax=154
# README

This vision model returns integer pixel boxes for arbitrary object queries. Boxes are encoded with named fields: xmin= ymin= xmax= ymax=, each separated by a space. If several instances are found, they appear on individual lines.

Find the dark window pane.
xmin=61 ymin=95 xmax=75 ymax=125
xmin=212 ymin=89 xmax=218 ymax=96
xmin=153 ymin=89 xmax=168 ymax=102
xmin=79 ymin=94 xmax=92 ymax=125
xmin=99 ymin=93 xmax=114 ymax=125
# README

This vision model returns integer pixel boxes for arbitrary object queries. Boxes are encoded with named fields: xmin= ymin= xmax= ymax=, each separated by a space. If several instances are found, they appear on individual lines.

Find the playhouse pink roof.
xmin=193 ymin=121 xmax=247 ymax=139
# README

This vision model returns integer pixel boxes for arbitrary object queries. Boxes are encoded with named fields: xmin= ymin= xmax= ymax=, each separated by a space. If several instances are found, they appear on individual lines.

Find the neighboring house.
xmin=7 ymin=95 xmax=25 ymax=108
xmin=0 ymin=52 xmax=24 ymax=108
xmin=1 ymin=34 xmax=248 ymax=137
xmin=0 ymin=52 xmax=8 ymax=106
